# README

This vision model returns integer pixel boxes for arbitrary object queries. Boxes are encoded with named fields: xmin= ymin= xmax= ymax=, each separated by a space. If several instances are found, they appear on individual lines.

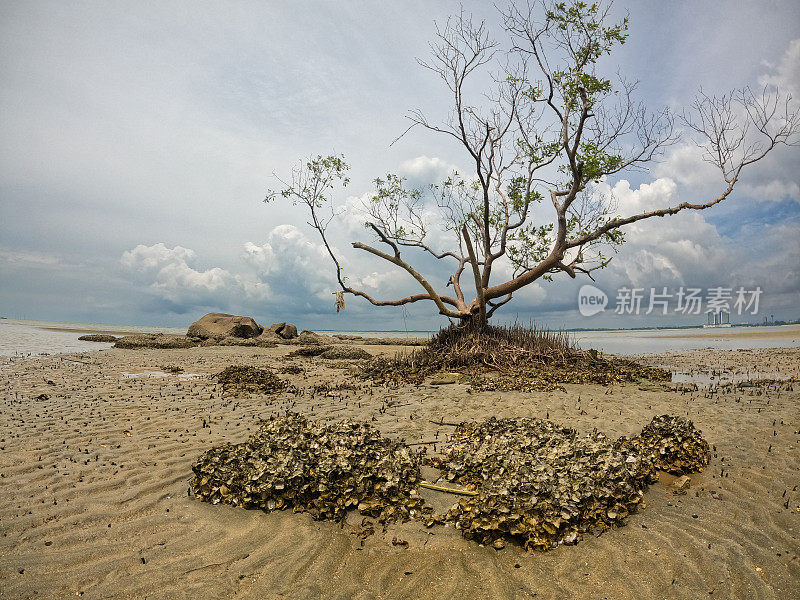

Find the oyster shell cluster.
xmin=191 ymin=413 xmax=709 ymax=552
xmin=190 ymin=413 xmax=429 ymax=523
xmin=619 ymin=413 xmax=711 ymax=475
xmin=319 ymin=346 xmax=372 ymax=360
xmin=468 ymin=361 xmax=671 ymax=392
xmin=433 ymin=415 xmax=709 ymax=550
xmin=431 ymin=417 xmax=654 ymax=550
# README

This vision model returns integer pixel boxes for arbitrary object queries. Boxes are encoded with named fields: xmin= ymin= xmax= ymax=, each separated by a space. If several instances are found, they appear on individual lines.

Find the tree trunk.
xmin=459 ymin=310 xmax=488 ymax=332
xmin=461 ymin=225 xmax=487 ymax=328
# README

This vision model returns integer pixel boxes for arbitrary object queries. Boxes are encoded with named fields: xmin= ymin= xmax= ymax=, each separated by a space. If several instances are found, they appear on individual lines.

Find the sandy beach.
xmin=1 ymin=344 xmax=798 ymax=599
xmin=644 ymin=325 xmax=800 ymax=340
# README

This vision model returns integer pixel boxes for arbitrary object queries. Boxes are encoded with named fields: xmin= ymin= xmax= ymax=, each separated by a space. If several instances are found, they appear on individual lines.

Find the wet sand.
xmin=644 ymin=325 xmax=800 ymax=340
xmin=1 ymin=345 xmax=798 ymax=599
xmin=36 ymin=327 xmax=145 ymax=336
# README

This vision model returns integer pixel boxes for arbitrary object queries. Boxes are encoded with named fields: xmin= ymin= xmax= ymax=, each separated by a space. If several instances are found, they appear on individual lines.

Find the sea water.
xmin=0 ymin=318 xmax=797 ymax=357
xmin=0 ymin=319 xmax=185 ymax=357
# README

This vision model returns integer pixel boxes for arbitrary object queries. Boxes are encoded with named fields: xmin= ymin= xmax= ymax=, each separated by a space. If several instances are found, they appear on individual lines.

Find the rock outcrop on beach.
xmin=108 ymin=313 xmax=416 ymax=351
xmin=269 ymin=322 xmax=298 ymax=339
xmin=187 ymin=313 xmax=263 ymax=340
xmin=78 ymin=334 xmax=118 ymax=343
xmin=114 ymin=333 xmax=198 ymax=349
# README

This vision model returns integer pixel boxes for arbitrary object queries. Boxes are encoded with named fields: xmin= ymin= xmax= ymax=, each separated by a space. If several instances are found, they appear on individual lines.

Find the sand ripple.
xmin=1 ymin=347 xmax=798 ymax=599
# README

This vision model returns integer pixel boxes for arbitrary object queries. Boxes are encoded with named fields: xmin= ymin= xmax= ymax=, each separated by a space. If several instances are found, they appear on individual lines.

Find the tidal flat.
xmin=0 ymin=345 xmax=798 ymax=599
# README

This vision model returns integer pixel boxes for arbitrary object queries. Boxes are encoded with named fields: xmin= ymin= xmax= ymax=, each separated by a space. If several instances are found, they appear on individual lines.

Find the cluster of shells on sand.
xmin=190 ymin=413 xmax=431 ymax=524
xmin=432 ymin=415 xmax=709 ymax=550
xmin=617 ymin=414 xmax=712 ymax=475
xmin=190 ymin=413 xmax=710 ymax=551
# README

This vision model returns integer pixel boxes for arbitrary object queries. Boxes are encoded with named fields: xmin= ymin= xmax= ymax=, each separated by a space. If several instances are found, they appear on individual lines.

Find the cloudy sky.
xmin=1 ymin=0 xmax=798 ymax=331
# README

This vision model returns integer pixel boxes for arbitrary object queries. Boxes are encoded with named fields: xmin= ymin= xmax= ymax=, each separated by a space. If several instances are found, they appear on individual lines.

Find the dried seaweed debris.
xmin=215 ymin=365 xmax=288 ymax=396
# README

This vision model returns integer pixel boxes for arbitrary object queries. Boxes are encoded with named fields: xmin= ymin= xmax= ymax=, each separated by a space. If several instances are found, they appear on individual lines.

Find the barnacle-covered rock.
xmin=289 ymin=345 xmax=333 ymax=357
xmin=191 ymin=413 xmax=429 ymax=524
xmin=113 ymin=333 xmax=198 ymax=349
xmin=78 ymin=334 xmax=118 ymax=342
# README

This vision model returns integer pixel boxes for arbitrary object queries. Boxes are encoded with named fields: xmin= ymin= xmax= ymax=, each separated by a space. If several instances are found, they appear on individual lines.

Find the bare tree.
xmin=268 ymin=1 xmax=799 ymax=327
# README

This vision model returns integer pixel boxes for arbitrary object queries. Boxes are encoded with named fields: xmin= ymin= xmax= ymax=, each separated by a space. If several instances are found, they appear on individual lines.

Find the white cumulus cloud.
xmin=399 ymin=155 xmax=460 ymax=187
xmin=760 ymin=38 xmax=800 ymax=96
xmin=121 ymin=243 xmax=268 ymax=309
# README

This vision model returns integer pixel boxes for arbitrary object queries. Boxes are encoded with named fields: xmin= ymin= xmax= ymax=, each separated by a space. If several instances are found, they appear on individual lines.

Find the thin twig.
xmin=428 ymin=419 xmax=461 ymax=426
xmin=419 ymin=481 xmax=479 ymax=496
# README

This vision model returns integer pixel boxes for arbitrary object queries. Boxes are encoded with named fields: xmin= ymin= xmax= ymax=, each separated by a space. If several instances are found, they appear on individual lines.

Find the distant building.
xmin=703 ymin=310 xmax=731 ymax=328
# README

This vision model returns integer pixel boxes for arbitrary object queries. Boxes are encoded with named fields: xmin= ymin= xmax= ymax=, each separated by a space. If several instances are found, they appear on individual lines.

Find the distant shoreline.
xmin=3 ymin=316 xmax=797 ymax=336
xmin=2 ymin=319 xmax=799 ymax=358
xmin=37 ymin=326 xmax=147 ymax=336
xmin=642 ymin=324 xmax=800 ymax=340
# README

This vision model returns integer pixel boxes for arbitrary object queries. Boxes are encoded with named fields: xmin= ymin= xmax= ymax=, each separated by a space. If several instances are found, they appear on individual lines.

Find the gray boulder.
xmin=187 ymin=313 xmax=262 ymax=340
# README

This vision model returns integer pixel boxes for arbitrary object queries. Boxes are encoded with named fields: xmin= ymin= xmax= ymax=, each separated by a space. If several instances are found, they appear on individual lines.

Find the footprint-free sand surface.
xmin=643 ymin=325 xmax=800 ymax=340
xmin=1 ymin=345 xmax=798 ymax=599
